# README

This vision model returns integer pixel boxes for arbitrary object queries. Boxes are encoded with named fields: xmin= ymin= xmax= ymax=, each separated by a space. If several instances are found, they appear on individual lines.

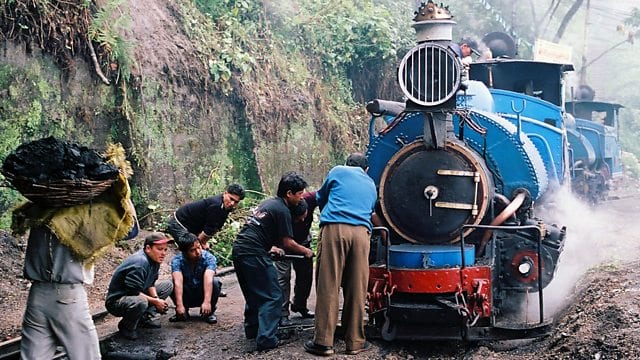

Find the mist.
xmin=525 ymin=181 xmax=640 ymax=319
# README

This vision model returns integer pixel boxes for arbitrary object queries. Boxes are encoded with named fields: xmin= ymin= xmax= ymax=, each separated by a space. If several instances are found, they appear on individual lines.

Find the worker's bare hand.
xmin=155 ymin=298 xmax=169 ymax=314
xmin=304 ymin=248 xmax=314 ymax=258
xmin=269 ymin=246 xmax=285 ymax=257
xmin=200 ymin=302 xmax=212 ymax=316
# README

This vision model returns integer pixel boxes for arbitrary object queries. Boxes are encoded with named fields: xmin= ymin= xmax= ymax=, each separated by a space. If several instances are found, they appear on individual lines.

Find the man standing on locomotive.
xmin=304 ymin=153 xmax=377 ymax=356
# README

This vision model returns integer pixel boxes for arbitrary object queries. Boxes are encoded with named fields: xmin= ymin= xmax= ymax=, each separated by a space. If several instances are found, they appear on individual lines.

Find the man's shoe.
xmin=345 ymin=342 xmax=371 ymax=355
xmin=204 ymin=314 xmax=217 ymax=324
xmin=279 ymin=317 xmax=293 ymax=327
xmin=304 ymin=340 xmax=334 ymax=356
xmin=139 ymin=313 xmax=161 ymax=328
xmin=256 ymin=340 xmax=281 ymax=352
xmin=139 ymin=319 xmax=161 ymax=328
xmin=118 ymin=321 xmax=139 ymax=340
xmin=291 ymin=305 xmax=315 ymax=319
xmin=169 ymin=313 xmax=190 ymax=322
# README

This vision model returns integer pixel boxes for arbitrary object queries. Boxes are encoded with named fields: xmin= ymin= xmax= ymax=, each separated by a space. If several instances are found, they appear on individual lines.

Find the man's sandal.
xmin=169 ymin=313 xmax=190 ymax=322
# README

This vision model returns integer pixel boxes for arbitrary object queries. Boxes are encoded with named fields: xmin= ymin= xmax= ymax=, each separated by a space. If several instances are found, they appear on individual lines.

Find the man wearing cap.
xmin=105 ymin=232 xmax=174 ymax=340
xmin=457 ymin=37 xmax=479 ymax=80
xmin=166 ymin=183 xmax=245 ymax=250
xmin=168 ymin=239 xmax=222 ymax=324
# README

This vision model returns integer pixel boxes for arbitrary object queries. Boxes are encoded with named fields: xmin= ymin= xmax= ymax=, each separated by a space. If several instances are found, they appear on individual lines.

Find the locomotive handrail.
xmin=460 ymin=223 xmax=545 ymax=324
xmin=511 ymin=99 xmax=527 ymax=144
xmin=526 ymin=133 xmax=561 ymax=183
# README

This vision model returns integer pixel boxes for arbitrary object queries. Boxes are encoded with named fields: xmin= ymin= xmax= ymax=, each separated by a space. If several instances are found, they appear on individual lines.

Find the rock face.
xmin=0 ymin=0 xmax=356 ymax=219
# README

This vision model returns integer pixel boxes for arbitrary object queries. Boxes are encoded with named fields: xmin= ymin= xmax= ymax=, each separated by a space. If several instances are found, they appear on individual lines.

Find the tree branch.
xmin=87 ymin=38 xmax=110 ymax=85
xmin=553 ymin=0 xmax=584 ymax=42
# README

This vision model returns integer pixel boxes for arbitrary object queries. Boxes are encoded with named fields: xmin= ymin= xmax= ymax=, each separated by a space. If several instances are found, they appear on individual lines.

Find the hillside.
xmin=1 ymin=0 xmax=402 ymax=227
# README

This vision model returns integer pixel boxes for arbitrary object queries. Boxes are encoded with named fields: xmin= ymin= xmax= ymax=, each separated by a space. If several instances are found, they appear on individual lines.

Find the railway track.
xmin=0 ymin=309 xmax=111 ymax=360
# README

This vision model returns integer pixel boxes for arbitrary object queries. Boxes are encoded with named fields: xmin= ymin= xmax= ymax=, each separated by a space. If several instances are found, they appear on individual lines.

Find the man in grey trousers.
xmin=20 ymin=226 xmax=102 ymax=359
xmin=105 ymin=232 xmax=173 ymax=340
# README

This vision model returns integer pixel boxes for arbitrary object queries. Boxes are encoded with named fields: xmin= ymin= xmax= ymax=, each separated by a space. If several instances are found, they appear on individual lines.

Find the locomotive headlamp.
xmin=517 ymin=256 xmax=534 ymax=277
xmin=398 ymin=43 xmax=462 ymax=107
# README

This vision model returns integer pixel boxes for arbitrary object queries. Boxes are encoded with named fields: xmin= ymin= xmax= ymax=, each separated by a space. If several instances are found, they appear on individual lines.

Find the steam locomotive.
xmin=364 ymin=1 xmax=569 ymax=341
xmin=565 ymin=85 xmax=624 ymax=204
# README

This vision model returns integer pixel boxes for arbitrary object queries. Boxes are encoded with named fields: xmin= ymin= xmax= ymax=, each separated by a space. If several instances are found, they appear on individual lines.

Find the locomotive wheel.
xmin=379 ymin=140 xmax=493 ymax=244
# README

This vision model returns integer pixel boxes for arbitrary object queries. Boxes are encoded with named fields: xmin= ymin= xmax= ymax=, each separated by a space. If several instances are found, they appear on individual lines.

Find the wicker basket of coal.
xmin=1 ymin=137 xmax=120 ymax=207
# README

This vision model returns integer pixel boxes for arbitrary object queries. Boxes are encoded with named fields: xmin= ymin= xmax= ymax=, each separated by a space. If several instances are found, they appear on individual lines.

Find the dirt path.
xmin=2 ymin=186 xmax=640 ymax=359
xmin=100 ymin=191 xmax=640 ymax=359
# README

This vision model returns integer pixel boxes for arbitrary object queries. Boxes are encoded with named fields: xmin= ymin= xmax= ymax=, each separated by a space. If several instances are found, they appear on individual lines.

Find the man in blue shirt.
xmin=304 ymin=153 xmax=377 ymax=356
xmin=169 ymin=239 xmax=222 ymax=324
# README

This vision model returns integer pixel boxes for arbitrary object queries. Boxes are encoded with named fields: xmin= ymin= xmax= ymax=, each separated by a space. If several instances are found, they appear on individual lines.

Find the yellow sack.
xmin=48 ymin=171 xmax=135 ymax=262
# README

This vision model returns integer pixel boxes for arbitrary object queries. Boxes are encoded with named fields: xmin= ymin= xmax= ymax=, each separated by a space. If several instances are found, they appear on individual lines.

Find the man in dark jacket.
xmin=232 ymin=172 xmax=314 ymax=351
xmin=166 ymin=183 xmax=245 ymax=250
xmin=105 ymin=232 xmax=173 ymax=340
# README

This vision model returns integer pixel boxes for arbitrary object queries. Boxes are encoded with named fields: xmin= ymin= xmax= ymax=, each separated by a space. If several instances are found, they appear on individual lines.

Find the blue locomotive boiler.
xmin=365 ymin=1 xmax=567 ymax=341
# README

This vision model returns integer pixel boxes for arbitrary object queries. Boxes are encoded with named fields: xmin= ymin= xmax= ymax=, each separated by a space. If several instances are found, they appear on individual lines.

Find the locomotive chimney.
xmin=412 ymin=1 xmax=455 ymax=44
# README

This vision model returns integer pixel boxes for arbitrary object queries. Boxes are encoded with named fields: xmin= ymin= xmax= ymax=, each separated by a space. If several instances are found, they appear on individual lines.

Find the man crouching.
xmin=169 ymin=239 xmax=221 ymax=324
xmin=105 ymin=232 xmax=173 ymax=340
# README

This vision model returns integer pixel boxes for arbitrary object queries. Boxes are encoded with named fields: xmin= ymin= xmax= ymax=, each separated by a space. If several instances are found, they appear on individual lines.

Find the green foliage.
xmin=286 ymin=1 xmax=406 ymax=77
xmin=191 ymin=0 xmax=260 ymax=91
xmin=188 ymin=165 xmax=227 ymax=200
xmin=624 ymin=7 xmax=640 ymax=28
xmin=208 ymin=218 xmax=240 ymax=267
xmin=619 ymin=108 xmax=640 ymax=159
xmin=88 ymin=0 xmax=134 ymax=80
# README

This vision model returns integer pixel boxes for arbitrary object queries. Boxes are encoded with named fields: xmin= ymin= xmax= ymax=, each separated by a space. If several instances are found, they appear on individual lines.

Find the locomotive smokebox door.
xmin=379 ymin=140 xmax=493 ymax=244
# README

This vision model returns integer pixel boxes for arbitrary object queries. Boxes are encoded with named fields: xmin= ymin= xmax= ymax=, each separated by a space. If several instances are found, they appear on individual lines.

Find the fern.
xmin=88 ymin=0 xmax=133 ymax=80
